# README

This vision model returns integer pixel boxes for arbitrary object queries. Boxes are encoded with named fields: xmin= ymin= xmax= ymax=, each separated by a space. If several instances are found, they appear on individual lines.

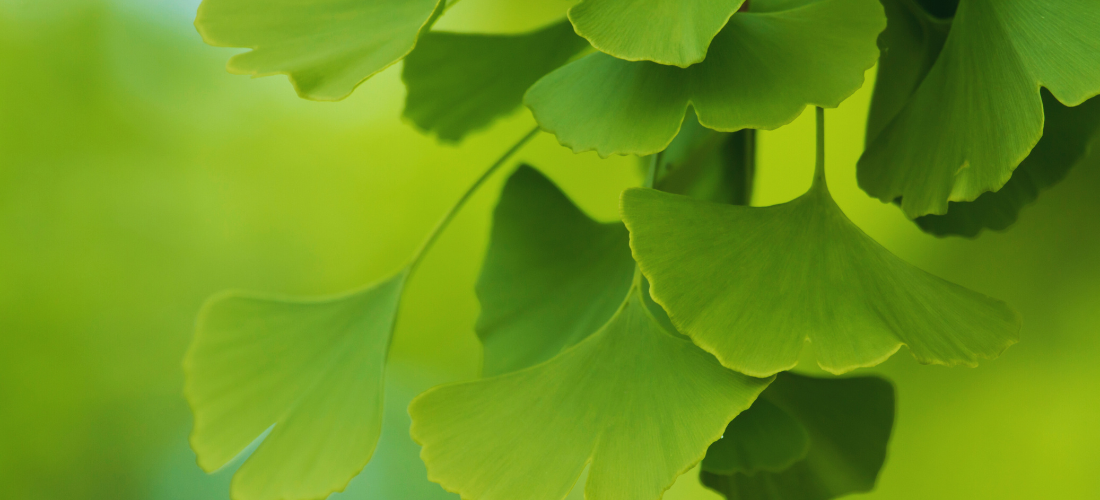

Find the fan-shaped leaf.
xmin=410 ymin=285 xmax=773 ymax=500
xmin=858 ymin=0 xmax=1100 ymax=217
xmin=525 ymin=0 xmax=885 ymax=157
xmin=476 ymin=165 xmax=634 ymax=376
xmin=702 ymin=373 xmax=895 ymax=500
xmin=621 ymin=166 xmax=1020 ymax=376
xmin=702 ymin=397 xmax=810 ymax=476
xmin=567 ymin=0 xmax=746 ymax=67
xmin=185 ymin=272 xmax=406 ymax=500
xmin=403 ymin=21 xmax=590 ymax=142
xmin=195 ymin=0 xmax=441 ymax=101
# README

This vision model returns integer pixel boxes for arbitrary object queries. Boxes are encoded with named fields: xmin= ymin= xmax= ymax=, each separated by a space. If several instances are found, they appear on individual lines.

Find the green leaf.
xmin=858 ymin=0 xmax=1100 ymax=217
xmin=410 ymin=284 xmax=773 ymax=500
xmin=525 ymin=0 xmax=885 ymax=157
xmin=476 ymin=165 xmax=635 ymax=376
xmin=195 ymin=0 xmax=442 ymax=101
xmin=567 ymin=0 xmax=746 ymax=67
xmin=701 ymin=397 xmax=810 ymax=475
xmin=702 ymin=373 xmax=895 ymax=500
xmin=655 ymin=111 xmax=756 ymax=206
xmin=621 ymin=170 xmax=1020 ymax=377
xmin=184 ymin=272 xmax=407 ymax=500
xmin=915 ymin=92 xmax=1100 ymax=236
xmin=402 ymin=21 xmax=591 ymax=142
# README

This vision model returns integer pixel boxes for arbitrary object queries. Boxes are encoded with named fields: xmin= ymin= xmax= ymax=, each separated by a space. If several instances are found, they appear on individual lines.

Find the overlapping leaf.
xmin=185 ymin=272 xmax=407 ymax=500
xmin=622 ymin=148 xmax=1021 ymax=377
xmin=702 ymin=373 xmax=895 ymax=500
xmin=655 ymin=112 xmax=756 ymax=206
xmin=475 ymin=165 xmax=635 ymax=376
xmin=567 ymin=0 xmax=746 ymax=67
xmin=410 ymin=284 xmax=772 ymax=500
xmin=403 ymin=21 xmax=590 ymax=142
xmin=195 ymin=0 xmax=442 ymax=100
xmin=525 ymin=0 xmax=885 ymax=157
xmin=701 ymin=397 xmax=810 ymax=476
xmin=858 ymin=0 xmax=1100 ymax=217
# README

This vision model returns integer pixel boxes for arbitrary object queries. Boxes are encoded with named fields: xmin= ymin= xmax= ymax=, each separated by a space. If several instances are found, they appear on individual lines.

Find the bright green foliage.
xmin=702 ymin=373 xmax=895 ymax=500
xmin=409 ymin=284 xmax=773 ymax=500
xmin=621 ymin=141 xmax=1020 ymax=376
xmin=915 ymin=92 xmax=1100 ymax=236
xmin=859 ymin=0 xmax=1100 ymax=217
xmin=701 ymin=398 xmax=810 ymax=475
xmin=655 ymin=112 xmax=755 ymax=205
xmin=476 ymin=166 xmax=635 ymax=376
xmin=184 ymin=273 xmax=406 ymax=500
xmin=195 ymin=0 xmax=441 ymax=101
xmin=403 ymin=22 xmax=590 ymax=142
xmin=524 ymin=0 xmax=885 ymax=157
xmin=567 ymin=0 xmax=746 ymax=67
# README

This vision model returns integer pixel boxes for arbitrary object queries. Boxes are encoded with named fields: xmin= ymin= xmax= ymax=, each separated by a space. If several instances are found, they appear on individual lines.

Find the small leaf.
xmin=195 ymin=0 xmax=442 ymax=101
xmin=410 ymin=287 xmax=773 ymax=500
xmin=858 ymin=0 xmax=1100 ymax=217
xmin=525 ymin=0 xmax=885 ymax=157
xmin=476 ymin=165 xmax=635 ymax=376
xmin=702 ymin=373 xmax=895 ymax=500
xmin=567 ymin=0 xmax=746 ymax=67
xmin=185 ymin=272 xmax=406 ymax=500
xmin=702 ymin=397 xmax=810 ymax=475
xmin=621 ymin=175 xmax=1020 ymax=377
xmin=403 ymin=21 xmax=591 ymax=142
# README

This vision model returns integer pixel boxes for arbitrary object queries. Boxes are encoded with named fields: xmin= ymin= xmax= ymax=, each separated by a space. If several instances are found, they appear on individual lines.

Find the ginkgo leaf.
xmin=476 ymin=165 xmax=635 ymax=376
xmin=403 ymin=21 xmax=590 ymax=142
xmin=915 ymin=92 xmax=1100 ymax=236
xmin=621 ymin=122 xmax=1020 ymax=376
xmin=567 ymin=0 xmax=746 ymax=67
xmin=184 ymin=272 xmax=407 ymax=500
xmin=701 ymin=397 xmax=810 ymax=476
xmin=410 ymin=283 xmax=773 ymax=500
xmin=702 ymin=373 xmax=895 ymax=500
xmin=195 ymin=0 xmax=442 ymax=101
xmin=525 ymin=0 xmax=885 ymax=157
xmin=858 ymin=0 xmax=1100 ymax=218
xmin=655 ymin=111 xmax=756 ymax=206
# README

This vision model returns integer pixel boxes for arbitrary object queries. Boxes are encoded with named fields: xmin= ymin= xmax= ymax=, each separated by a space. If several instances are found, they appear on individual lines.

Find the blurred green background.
xmin=1 ymin=1 xmax=1098 ymax=499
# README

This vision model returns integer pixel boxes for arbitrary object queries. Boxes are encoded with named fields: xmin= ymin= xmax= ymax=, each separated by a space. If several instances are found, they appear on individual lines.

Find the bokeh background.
xmin=2 ymin=1 xmax=1098 ymax=499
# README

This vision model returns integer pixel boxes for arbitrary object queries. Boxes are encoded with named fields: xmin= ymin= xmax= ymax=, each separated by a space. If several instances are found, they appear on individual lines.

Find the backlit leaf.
xmin=196 ymin=0 xmax=441 ymax=101
xmin=858 ymin=0 xmax=1100 ymax=217
xmin=702 ymin=373 xmax=895 ymax=500
xmin=476 ymin=165 xmax=634 ymax=376
xmin=185 ymin=272 xmax=406 ymax=500
xmin=525 ymin=0 xmax=885 ymax=157
xmin=567 ymin=0 xmax=746 ymax=67
xmin=410 ymin=284 xmax=773 ymax=500
xmin=701 ymin=397 xmax=810 ymax=475
xmin=403 ymin=21 xmax=590 ymax=142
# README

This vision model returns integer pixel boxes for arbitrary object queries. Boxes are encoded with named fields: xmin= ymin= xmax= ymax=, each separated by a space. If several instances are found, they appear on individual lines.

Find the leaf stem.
xmin=812 ymin=107 xmax=827 ymax=189
xmin=407 ymin=126 xmax=541 ymax=275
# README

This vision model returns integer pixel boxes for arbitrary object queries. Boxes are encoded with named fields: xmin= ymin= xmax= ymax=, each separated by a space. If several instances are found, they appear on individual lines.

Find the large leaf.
xmin=403 ymin=21 xmax=590 ymax=142
xmin=702 ymin=373 xmax=895 ymax=500
xmin=185 ymin=272 xmax=407 ymax=500
xmin=195 ymin=0 xmax=441 ymax=101
xmin=701 ymin=397 xmax=810 ymax=476
xmin=525 ymin=0 xmax=885 ymax=157
xmin=858 ymin=0 xmax=1100 ymax=217
xmin=621 ymin=145 xmax=1020 ymax=376
xmin=567 ymin=0 xmax=746 ymax=67
xmin=410 ymin=284 xmax=773 ymax=500
xmin=476 ymin=165 xmax=635 ymax=376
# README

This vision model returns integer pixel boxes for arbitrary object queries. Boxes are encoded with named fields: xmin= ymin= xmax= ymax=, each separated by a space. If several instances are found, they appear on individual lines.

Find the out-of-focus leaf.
xmin=403 ymin=21 xmax=590 ymax=142
xmin=858 ymin=0 xmax=1100 ymax=217
xmin=567 ymin=0 xmax=746 ymax=67
xmin=702 ymin=373 xmax=895 ymax=500
xmin=185 ymin=273 xmax=406 ymax=500
xmin=621 ymin=153 xmax=1020 ymax=377
xmin=410 ymin=285 xmax=773 ymax=500
xmin=702 ymin=397 xmax=810 ymax=475
xmin=655 ymin=111 xmax=755 ymax=206
xmin=525 ymin=0 xmax=884 ymax=157
xmin=195 ymin=0 xmax=441 ymax=101
xmin=475 ymin=165 xmax=634 ymax=376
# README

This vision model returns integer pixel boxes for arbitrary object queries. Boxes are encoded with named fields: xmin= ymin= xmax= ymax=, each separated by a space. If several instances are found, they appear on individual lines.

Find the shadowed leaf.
xmin=702 ymin=397 xmax=810 ymax=475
